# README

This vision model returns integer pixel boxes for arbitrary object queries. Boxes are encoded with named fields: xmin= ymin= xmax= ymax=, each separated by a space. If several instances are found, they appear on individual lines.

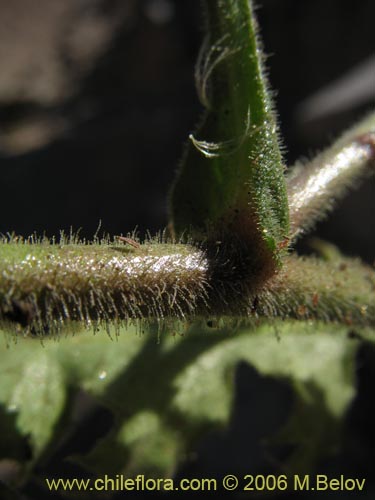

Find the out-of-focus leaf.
xmin=0 ymin=338 xmax=66 ymax=459
xmin=1 ymin=320 xmax=368 ymax=480
xmin=2 ymin=317 xmax=374 ymax=483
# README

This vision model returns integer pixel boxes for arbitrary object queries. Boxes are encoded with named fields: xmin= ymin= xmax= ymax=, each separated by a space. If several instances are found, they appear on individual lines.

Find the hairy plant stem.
xmin=1 ymin=113 xmax=375 ymax=335
xmin=170 ymin=0 xmax=288 ymax=260
xmin=287 ymin=111 xmax=375 ymax=241
xmin=0 ymin=238 xmax=373 ymax=334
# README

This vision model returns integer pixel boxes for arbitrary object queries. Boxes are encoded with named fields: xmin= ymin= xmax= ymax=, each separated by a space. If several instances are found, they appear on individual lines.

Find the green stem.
xmin=287 ymin=112 xmax=375 ymax=241
xmin=169 ymin=0 xmax=289 ymax=254
xmin=1 ymin=239 xmax=373 ymax=334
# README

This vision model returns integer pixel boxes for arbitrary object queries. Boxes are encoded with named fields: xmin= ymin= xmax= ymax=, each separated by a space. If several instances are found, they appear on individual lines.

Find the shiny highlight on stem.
xmin=287 ymin=123 xmax=375 ymax=241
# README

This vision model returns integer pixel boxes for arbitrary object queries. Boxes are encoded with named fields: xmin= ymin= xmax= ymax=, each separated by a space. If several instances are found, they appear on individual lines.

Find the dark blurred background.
xmin=0 ymin=0 xmax=374 ymax=260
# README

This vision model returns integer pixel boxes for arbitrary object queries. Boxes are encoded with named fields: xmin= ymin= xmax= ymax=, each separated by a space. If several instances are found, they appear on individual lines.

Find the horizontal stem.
xmin=0 ymin=241 xmax=209 ymax=331
xmin=1 ymin=239 xmax=373 ymax=334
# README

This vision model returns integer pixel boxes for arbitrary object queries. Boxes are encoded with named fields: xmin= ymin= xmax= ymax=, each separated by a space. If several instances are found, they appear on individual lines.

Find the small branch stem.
xmin=287 ymin=112 xmax=375 ymax=241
